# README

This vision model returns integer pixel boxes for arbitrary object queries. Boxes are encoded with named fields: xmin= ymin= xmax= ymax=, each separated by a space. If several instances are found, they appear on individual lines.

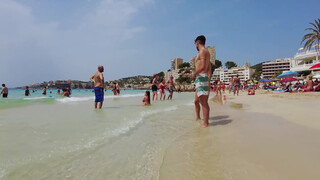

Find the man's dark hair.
xmin=2 ymin=84 xmax=5 ymax=87
xmin=195 ymin=35 xmax=206 ymax=45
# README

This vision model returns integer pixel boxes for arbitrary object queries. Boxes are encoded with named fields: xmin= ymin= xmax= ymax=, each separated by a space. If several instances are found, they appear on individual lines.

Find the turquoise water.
xmin=0 ymin=89 xmax=147 ymax=110
xmin=0 ymin=90 xmax=197 ymax=179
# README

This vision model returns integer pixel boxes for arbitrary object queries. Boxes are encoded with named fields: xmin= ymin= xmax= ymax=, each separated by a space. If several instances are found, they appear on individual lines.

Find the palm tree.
xmin=301 ymin=18 xmax=320 ymax=62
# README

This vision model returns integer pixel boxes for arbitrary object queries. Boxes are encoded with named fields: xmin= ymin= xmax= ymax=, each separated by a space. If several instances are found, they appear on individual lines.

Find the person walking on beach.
xmin=152 ymin=74 xmax=158 ymax=101
xmin=1 ymin=84 xmax=8 ymax=98
xmin=167 ymin=75 xmax=175 ymax=100
xmin=192 ymin=35 xmax=211 ymax=128
xmin=90 ymin=65 xmax=105 ymax=109
xmin=25 ymin=86 xmax=30 ymax=96
xmin=229 ymin=76 xmax=234 ymax=94
xmin=234 ymin=75 xmax=240 ymax=96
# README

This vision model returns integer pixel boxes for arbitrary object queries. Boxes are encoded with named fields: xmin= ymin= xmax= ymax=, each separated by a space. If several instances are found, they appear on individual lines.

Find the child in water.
xmin=142 ymin=91 xmax=151 ymax=106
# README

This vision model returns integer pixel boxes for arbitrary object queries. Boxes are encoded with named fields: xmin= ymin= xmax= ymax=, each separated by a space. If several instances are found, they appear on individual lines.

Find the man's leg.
xmin=94 ymin=102 xmax=98 ymax=109
xmin=152 ymin=91 xmax=155 ymax=101
xmin=99 ymin=101 xmax=103 ymax=109
xmin=194 ymin=91 xmax=201 ymax=120
xmin=199 ymin=95 xmax=210 ymax=128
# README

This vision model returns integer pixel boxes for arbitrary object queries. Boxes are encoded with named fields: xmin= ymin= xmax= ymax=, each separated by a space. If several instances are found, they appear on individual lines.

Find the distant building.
xmin=171 ymin=58 xmax=183 ymax=70
xmin=291 ymin=47 xmax=320 ymax=73
xmin=165 ymin=70 xmax=179 ymax=83
xmin=207 ymin=46 xmax=216 ymax=65
xmin=190 ymin=56 xmax=196 ymax=71
xmin=212 ymin=68 xmax=221 ymax=81
xmin=262 ymin=58 xmax=291 ymax=79
xmin=219 ymin=63 xmax=254 ymax=84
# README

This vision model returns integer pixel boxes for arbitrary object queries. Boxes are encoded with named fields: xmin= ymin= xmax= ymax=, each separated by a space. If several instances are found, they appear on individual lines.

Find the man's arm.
xmin=208 ymin=61 xmax=212 ymax=80
xmin=90 ymin=74 xmax=95 ymax=82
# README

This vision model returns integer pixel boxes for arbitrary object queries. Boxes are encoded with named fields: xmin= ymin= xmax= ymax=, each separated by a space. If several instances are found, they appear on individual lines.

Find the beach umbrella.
xmin=309 ymin=63 xmax=320 ymax=70
xmin=259 ymin=79 xmax=270 ymax=82
xmin=277 ymin=71 xmax=298 ymax=78
xmin=280 ymin=77 xmax=298 ymax=82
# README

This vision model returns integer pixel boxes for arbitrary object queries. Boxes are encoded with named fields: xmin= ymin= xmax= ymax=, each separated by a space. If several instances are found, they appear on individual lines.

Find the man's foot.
xmin=195 ymin=117 xmax=201 ymax=121
xmin=201 ymin=123 xmax=209 ymax=128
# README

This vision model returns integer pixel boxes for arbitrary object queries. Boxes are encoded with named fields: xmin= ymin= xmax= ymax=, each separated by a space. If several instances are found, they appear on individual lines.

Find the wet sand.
xmin=159 ymin=91 xmax=320 ymax=180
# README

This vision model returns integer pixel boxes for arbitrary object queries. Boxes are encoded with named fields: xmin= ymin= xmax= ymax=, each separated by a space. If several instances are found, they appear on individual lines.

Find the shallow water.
xmin=0 ymin=91 xmax=197 ymax=179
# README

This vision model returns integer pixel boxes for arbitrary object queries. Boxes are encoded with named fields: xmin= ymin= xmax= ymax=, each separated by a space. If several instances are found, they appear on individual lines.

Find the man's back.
xmin=92 ymin=72 xmax=104 ymax=88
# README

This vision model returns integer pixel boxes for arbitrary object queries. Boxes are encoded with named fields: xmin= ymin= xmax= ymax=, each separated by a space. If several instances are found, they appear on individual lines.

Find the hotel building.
xmin=262 ymin=58 xmax=291 ymax=79
xmin=291 ymin=46 xmax=320 ymax=74
xmin=219 ymin=63 xmax=254 ymax=84
xmin=171 ymin=58 xmax=183 ymax=70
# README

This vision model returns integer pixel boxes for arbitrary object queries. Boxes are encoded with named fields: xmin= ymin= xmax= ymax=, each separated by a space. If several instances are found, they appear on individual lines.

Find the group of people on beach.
xmin=89 ymin=35 xmax=212 ymax=128
xmin=212 ymin=75 xmax=241 ymax=96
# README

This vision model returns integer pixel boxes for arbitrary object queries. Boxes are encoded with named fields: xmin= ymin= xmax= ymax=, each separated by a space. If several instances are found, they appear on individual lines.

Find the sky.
xmin=0 ymin=0 xmax=319 ymax=87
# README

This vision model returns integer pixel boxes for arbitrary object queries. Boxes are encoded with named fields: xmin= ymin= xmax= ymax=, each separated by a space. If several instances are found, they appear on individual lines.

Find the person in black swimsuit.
xmin=151 ymin=74 xmax=158 ymax=101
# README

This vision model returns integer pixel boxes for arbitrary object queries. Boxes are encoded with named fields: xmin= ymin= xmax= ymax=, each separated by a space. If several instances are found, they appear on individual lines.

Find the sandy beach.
xmin=159 ymin=91 xmax=320 ymax=180
xmin=1 ymin=90 xmax=320 ymax=179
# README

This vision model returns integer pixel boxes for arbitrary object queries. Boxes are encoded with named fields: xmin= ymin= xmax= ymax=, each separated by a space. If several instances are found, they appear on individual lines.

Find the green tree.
xmin=178 ymin=62 xmax=190 ymax=69
xmin=301 ymin=18 xmax=320 ymax=61
xmin=157 ymin=71 xmax=165 ymax=80
xmin=251 ymin=63 xmax=263 ymax=79
xmin=225 ymin=61 xmax=237 ymax=69
xmin=211 ymin=59 xmax=223 ymax=74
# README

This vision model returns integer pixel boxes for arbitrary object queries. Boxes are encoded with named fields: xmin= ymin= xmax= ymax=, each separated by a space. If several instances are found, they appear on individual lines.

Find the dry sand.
xmin=159 ymin=91 xmax=320 ymax=180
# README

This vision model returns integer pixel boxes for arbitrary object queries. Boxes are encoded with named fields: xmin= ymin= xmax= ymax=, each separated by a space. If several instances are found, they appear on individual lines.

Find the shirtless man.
xmin=192 ymin=35 xmax=212 ymax=128
xmin=25 ymin=86 xmax=30 ymax=96
xmin=1 ymin=84 xmax=8 ymax=98
xmin=234 ymin=75 xmax=240 ymax=96
xmin=167 ymin=75 xmax=175 ymax=100
xmin=304 ymin=76 xmax=314 ymax=91
xmin=42 ymin=87 xmax=47 ymax=95
xmin=90 ymin=65 xmax=105 ymax=109
xmin=229 ymin=76 xmax=234 ymax=94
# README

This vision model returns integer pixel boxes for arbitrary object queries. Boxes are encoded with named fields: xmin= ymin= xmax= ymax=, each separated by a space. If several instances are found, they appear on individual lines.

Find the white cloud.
xmin=0 ymin=0 xmax=152 ymax=87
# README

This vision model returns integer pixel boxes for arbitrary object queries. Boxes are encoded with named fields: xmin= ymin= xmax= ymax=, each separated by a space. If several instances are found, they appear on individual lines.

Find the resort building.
xmin=262 ymin=58 xmax=291 ymax=79
xmin=165 ymin=69 xmax=179 ymax=82
xmin=171 ymin=58 xmax=183 ymax=70
xmin=291 ymin=46 xmax=320 ymax=74
xmin=219 ymin=63 xmax=254 ymax=84
xmin=212 ymin=68 xmax=220 ymax=81
xmin=207 ymin=46 xmax=216 ymax=65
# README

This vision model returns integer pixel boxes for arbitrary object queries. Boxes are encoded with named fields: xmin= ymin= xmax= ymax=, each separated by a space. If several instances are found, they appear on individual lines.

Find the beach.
xmin=1 ymin=90 xmax=320 ymax=179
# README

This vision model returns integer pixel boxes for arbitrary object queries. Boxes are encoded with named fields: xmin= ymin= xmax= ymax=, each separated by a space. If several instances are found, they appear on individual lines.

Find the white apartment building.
xmin=219 ymin=64 xmax=254 ymax=84
xmin=291 ymin=46 xmax=320 ymax=74
xmin=262 ymin=58 xmax=291 ymax=79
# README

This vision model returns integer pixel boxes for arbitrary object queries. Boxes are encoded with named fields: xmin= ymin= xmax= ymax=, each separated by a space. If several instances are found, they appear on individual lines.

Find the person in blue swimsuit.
xmin=90 ymin=65 xmax=105 ymax=109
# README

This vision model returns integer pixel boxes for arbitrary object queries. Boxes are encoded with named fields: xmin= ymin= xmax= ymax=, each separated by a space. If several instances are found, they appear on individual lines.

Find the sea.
xmin=0 ymin=89 xmax=199 ymax=180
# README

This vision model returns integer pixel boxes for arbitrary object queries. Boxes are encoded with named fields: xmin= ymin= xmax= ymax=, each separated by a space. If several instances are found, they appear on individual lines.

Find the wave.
xmin=56 ymin=93 xmax=144 ymax=103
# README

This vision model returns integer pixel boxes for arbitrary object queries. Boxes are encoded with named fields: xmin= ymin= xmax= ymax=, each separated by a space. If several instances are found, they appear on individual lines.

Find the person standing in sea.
xmin=25 ymin=86 xmax=30 ymax=96
xmin=167 ymin=75 xmax=175 ymax=100
xmin=192 ymin=35 xmax=211 ymax=128
xmin=1 ymin=84 xmax=8 ymax=98
xmin=42 ymin=87 xmax=47 ymax=95
xmin=151 ymin=74 xmax=158 ymax=101
xmin=90 ymin=65 xmax=105 ymax=109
